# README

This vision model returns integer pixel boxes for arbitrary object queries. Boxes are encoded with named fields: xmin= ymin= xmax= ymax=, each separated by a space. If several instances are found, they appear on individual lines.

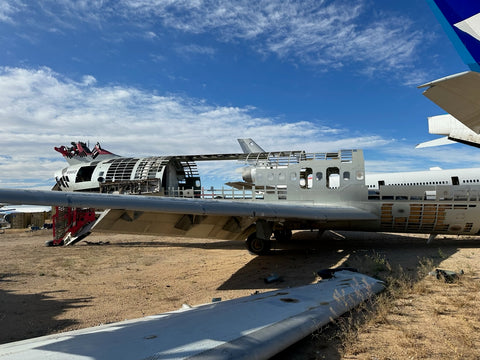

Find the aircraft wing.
xmin=418 ymin=71 xmax=480 ymax=133
xmin=0 ymin=189 xmax=376 ymax=240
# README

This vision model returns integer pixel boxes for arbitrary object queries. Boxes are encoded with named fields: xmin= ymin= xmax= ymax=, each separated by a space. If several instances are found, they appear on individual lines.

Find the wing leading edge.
xmin=0 ymin=189 xmax=376 ymax=240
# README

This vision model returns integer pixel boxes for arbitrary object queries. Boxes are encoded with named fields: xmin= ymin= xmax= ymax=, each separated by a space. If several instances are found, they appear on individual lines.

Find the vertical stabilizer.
xmin=237 ymin=138 xmax=265 ymax=153
xmin=428 ymin=0 xmax=480 ymax=71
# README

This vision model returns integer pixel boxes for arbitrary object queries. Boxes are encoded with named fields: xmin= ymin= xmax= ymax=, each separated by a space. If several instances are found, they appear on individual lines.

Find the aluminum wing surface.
xmin=418 ymin=71 xmax=480 ymax=133
xmin=0 ymin=189 xmax=376 ymax=240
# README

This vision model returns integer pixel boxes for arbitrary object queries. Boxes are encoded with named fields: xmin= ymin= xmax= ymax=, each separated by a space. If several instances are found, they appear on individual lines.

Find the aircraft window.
xmin=343 ymin=171 xmax=350 ymax=180
xmin=76 ymin=166 xmax=96 ymax=183
xmin=299 ymin=168 xmax=313 ymax=189
xmin=316 ymin=172 xmax=323 ymax=181
xmin=290 ymin=172 xmax=297 ymax=181
xmin=268 ymin=173 xmax=274 ymax=181
xmin=278 ymin=173 xmax=285 ymax=182
xmin=195 ymin=179 xmax=201 ymax=187
xmin=356 ymin=171 xmax=364 ymax=180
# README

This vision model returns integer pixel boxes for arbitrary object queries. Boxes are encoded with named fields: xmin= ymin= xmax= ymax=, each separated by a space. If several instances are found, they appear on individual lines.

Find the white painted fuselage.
xmin=365 ymin=167 xmax=480 ymax=189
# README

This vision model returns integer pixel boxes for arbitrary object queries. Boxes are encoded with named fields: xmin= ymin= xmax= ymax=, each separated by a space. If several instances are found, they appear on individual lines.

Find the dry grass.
xmin=304 ymin=251 xmax=480 ymax=360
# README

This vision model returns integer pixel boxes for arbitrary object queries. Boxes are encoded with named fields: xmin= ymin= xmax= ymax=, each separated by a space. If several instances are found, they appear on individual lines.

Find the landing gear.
xmin=273 ymin=229 xmax=292 ymax=243
xmin=245 ymin=233 xmax=271 ymax=255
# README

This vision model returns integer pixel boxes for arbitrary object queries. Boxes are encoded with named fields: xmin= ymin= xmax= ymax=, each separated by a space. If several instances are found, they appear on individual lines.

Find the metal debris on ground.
xmin=264 ymin=273 xmax=283 ymax=283
xmin=429 ymin=268 xmax=464 ymax=283
xmin=317 ymin=267 xmax=358 ymax=279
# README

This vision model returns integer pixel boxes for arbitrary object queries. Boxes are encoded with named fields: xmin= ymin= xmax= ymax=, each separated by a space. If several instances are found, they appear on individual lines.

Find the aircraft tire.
xmin=246 ymin=233 xmax=271 ymax=255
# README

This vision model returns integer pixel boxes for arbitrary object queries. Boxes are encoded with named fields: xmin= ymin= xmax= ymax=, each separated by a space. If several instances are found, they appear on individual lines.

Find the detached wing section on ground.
xmin=0 ymin=189 xmax=376 ymax=241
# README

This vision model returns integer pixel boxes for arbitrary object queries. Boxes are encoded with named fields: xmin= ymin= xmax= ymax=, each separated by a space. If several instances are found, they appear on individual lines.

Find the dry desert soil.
xmin=0 ymin=229 xmax=479 ymax=359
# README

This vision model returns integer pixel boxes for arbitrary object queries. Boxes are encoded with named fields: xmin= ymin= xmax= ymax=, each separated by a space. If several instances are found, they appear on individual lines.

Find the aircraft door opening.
xmin=326 ymin=167 xmax=340 ymax=189
xmin=299 ymin=168 xmax=313 ymax=189
xmin=452 ymin=176 xmax=459 ymax=185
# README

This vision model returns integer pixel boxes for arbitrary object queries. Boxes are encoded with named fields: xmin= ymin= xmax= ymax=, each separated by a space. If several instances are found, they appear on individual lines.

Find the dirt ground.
xmin=0 ymin=229 xmax=479 ymax=359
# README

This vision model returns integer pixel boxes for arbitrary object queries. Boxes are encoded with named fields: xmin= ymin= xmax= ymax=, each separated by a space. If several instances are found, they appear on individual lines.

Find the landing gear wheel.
xmin=246 ymin=233 xmax=271 ymax=255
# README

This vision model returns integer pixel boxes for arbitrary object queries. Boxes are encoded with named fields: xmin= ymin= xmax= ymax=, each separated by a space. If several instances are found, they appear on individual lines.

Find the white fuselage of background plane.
xmin=365 ymin=167 xmax=480 ymax=190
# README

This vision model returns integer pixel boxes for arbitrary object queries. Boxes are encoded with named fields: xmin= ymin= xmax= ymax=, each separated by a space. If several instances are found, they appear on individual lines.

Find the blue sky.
xmin=0 ymin=0 xmax=477 ymax=189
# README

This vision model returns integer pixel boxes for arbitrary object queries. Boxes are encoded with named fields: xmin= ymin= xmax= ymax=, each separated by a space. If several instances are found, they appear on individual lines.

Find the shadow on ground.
xmin=82 ymin=239 xmax=246 ymax=250
xmin=217 ymin=230 xmax=463 ymax=291
xmin=0 ymin=274 xmax=92 ymax=344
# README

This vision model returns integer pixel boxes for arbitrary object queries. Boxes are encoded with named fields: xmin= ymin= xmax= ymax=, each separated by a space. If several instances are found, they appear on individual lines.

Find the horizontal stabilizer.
xmin=416 ymin=136 xmax=455 ymax=149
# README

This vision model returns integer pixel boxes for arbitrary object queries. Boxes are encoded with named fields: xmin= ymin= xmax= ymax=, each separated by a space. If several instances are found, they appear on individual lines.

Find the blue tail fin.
xmin=427 ymin=0 xmax=480 ymax=71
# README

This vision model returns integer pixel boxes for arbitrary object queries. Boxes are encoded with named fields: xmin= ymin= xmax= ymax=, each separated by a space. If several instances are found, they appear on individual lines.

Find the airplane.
xmin=3 ymin=0 xmax=480 ymax=254
xmin=364 ymin=167 xmax=480 ymax=189
xmin=1 ymin=138 xmax=480 ymax=254
xmin=417 ymin=0 xmax=480 ymax=148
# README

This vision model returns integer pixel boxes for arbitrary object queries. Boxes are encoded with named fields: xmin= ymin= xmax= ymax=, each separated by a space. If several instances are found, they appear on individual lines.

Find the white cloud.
xmin=0 ymin=0 xmax=23 ymax=23
xmin=176 ymin=44 xmax=216 ymax=58
xmin=4 ymin=1 xmax=426 ymax=80
xmin=116 ymin=0 xmax=424 ymax=78
xmin=364 ymin=141 xmax=480 ymax=173
xmin=0 ymin=66 xmax=403 ymax=189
